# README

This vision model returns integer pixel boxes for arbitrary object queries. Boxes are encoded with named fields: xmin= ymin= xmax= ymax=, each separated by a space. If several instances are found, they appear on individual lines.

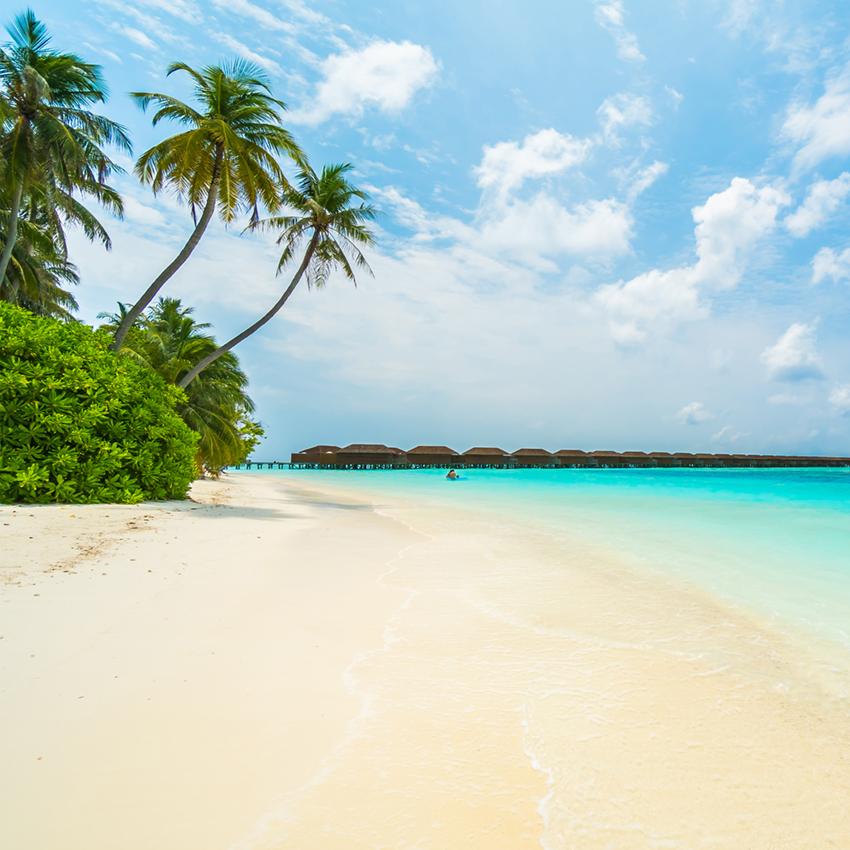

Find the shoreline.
xmin=2 ymin=473 xmax=849 ymax=848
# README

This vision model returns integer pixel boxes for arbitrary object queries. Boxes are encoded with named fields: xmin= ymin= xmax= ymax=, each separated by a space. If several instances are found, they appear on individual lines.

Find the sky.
xmin=23 ymin=0 xmax=850 ymax=457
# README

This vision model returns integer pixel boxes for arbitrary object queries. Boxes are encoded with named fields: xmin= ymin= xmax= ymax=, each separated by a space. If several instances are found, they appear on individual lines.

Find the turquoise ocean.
xmin=255 ymin=467 xmax=850 ymax=671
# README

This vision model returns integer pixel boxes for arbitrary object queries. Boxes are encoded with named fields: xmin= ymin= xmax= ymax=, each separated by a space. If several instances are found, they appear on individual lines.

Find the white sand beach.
xmin=2 ymin=472 xmax=849 ymax=850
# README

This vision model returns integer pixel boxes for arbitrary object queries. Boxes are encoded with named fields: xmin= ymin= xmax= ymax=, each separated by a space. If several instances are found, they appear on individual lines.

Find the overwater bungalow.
xmin=335 ymin=444 xmax=407 ymax=468
xmin=406 ymin=445 xmax=459 ymax=467
xmin=590 ymin=450 xmax=624 ymax=467
xmin=460 ymin=447 xmax=513 ymax=467
xmin=672 ymin=452 xmax=697 ymax=467
xmin=649 ymin=451 xmax=676 ymax=467
xmin=290 ymin=445 xmax=340 ymax=466
xmin=692 ymin=453 xmax=721 ymax=467
xmin=512 ymin=448 xmax=556 ymax=467
xmin=554 ymin=449 xmax=593 ymax=467
xmin=620 ymin=451 xmax=654 ymax=467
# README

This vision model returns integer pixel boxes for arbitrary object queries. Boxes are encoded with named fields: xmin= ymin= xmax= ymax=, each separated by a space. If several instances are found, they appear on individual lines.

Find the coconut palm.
xmin=0 ymin=209 xmax=79 ymax=318
xmin=0 ymin=10 xmax=128 ymax=289
xmin=110 ymin=60 xmax=303 ymax=351
xmin=177 ymin=163 xmax=375 ymax=388
xmin=101 ymin=298 xmax=262 ymax=472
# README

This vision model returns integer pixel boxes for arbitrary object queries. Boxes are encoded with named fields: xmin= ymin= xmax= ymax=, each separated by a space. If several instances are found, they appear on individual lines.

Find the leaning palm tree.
xmin=177 ymin=163 xmax=375 ymax=388
xmin=110 ymin=59 xmax=303 ymax=351
xmin=0 ymin=10 xmax=129 ymax=287
xmin=101 ymin=297 xmax=261 ymax=472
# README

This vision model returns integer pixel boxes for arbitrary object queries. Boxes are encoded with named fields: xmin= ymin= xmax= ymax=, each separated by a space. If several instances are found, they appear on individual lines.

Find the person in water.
xmin=446 ymin=469 xmax=458 ymax=480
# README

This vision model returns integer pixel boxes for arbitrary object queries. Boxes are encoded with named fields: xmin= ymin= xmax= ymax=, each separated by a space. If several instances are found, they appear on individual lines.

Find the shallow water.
xmin=237 ymin=468 xmax=850 ymax=848
xmin=256 ymin=467 xmax=850 ymax=661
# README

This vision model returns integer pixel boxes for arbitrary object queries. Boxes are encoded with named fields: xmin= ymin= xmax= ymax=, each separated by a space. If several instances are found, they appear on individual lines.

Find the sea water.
xmin=259 ymin=467 xmax=850 ymax=661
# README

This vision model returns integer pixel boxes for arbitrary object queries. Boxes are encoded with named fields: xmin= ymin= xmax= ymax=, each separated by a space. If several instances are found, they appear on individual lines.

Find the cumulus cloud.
xmin=597 ymin=93 xmax=653 ymax=144
xmin=597 ymin=178 xmax=789 ymax=342
xmin=761 ymin=321 xmax=824 ymax=381
xmin=811 ymin=245 xmax=850 ymax=284
xmin=785 ymin=172 xmax=850 ymax=236
xmin=594 ymin=1 xmax=645 ymax=62
xmin=289 ymin=40 xmax=438 ymax=125
xmin=783 ymin=67 xmax=850 ymax=171
xmin=626 ymin=160 xmax=668 ymax=201
xmin=477 ymin=194 xmax=633 ymax=265
xmin=829 ymin=384 xmax=850 ymax=413
xmin=676 ymin=401 xmax=714 ymax=425
xmin=475 ymin=129 xmax=592 ymax=200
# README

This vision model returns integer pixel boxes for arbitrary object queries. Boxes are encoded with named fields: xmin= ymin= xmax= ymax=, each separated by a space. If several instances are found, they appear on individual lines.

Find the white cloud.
xmin=115 ymin=25 xmax=156 ymax=50
xmin=597 ymin=93 xmax=653 ymax=144
xmin=665 ymin=85 xmax=684 ymax=107
xmin=289 ymin=40 xmax=438 ymax=125
xmin=626 ymin=160 xmax=668 ymax=201
xmin=477 ymin=194 xmax=633 ymax=265
xmin=712 ymin=424 xmax=747 ymax=443
xmin=594 ymin=1 xmax=645 ymax=62
xmin=475 ymin=129 xmax=593 ymax=200
xmin=829 ymin=384 xmax=850 ymax=413
xmin=135 ymin=0 xmax=201 ymax=22
xmin=783 ymin=68 xmax=850 ymax=172
xmin=785 ymin=172 xmax=850 ymax=237
xmin=212 ymin=33 xmax=282 ymax=75
xmin=761 ymin=321 xmax=824 ymax=381
xmin=122 ymin=195 xmax=168 ymax=228
xmin=811 ymin=245 xmax=850 ymax=284
xmin=676 ymin=401 xmax=714 ymax=425
xmin=210 ymin=0 xmax=294 ymax=33
xmin=597 ymin=178 xmax=789 ymax=342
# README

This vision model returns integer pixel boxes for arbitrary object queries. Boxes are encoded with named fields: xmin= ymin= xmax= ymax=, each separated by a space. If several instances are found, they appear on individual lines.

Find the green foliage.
xmin=132 ymin=59 xmax=302 ymax=223
xmin=0 ymin=302 xmax=198 ymax=503
xmin=100 ymin=298 xmax=263 ymax=473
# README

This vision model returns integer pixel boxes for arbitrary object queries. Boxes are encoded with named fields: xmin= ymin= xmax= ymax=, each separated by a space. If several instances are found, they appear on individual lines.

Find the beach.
xmin=2 ymin=471 xmax=850 ymax=849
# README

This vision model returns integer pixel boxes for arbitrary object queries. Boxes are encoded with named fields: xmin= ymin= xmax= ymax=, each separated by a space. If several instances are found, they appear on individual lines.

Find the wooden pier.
xmin=227 ymin=444 xmax=850 ymax=471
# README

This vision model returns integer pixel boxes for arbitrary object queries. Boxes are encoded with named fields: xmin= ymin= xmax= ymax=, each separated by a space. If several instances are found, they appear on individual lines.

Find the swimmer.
xmin=446 ymin=468 xmax=458 ymax=480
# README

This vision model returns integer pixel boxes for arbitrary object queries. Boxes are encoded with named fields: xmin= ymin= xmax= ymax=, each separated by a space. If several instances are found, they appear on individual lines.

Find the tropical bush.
xmin=0 ymin=302 xmax=198 ymax=503
xmin=100 ymin=298 xmax=264 ymax=473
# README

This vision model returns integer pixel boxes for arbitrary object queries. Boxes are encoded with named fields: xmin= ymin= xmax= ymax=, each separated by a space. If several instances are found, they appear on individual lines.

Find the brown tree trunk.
xmin=177 ymin=231 xmax=319 ymax=388
xmin=0 ymin=182 xmax=25 ymax=294
xmin=111 ymin=146 xmax=224 ymax=351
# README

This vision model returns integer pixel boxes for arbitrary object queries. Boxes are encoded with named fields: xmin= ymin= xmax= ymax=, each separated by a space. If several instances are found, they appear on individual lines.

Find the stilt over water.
xmin=227 ymin=444 xmax=850 ymax=470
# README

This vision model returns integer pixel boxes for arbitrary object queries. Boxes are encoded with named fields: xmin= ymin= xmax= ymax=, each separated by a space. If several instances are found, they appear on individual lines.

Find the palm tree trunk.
xmin=0 ymin=182 xmax=25 ymax=294
xmin=111 ymin=147 xmax=224 ymax=351
xmin=177 ymin=231 xmax=319 ymax=388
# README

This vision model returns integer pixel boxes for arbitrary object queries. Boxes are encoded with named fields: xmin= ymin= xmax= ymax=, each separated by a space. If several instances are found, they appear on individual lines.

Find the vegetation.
xmin=110 ymin=60 xmax=303 ymax=351
xmin=178 ymin=163 xmax=375 ymax=386
xmin=101 ymin=298 xmax=263 ymax=474
xmin=0 ymin=10 xmax=375 ymax=502
xmin=0 ymin=10 xmax=128 ymax=298
xmin=0 ymin=302 xmax=198 ymax=503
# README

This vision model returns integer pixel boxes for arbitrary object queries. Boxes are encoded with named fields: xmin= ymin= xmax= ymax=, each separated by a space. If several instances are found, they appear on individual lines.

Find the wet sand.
xmin=1 ymin=473 xmax=849 ymax=849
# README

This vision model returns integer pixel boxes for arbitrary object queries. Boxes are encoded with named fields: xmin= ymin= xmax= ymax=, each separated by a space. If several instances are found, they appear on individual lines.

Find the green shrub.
xmin=0 ymin=303 xmax=199 ymax=503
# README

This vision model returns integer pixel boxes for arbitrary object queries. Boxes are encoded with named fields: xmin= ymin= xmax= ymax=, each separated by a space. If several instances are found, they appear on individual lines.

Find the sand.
xmin=1 ymin=472 xmax=849 ymax=850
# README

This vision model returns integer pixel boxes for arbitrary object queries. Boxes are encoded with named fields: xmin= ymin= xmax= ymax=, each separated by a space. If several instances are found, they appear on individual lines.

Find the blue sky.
xmin=26 ymin=0 xmax=850 ymax=456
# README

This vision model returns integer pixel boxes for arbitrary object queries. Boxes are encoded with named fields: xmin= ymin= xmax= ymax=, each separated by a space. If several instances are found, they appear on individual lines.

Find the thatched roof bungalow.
xmin=406 ymin=445 xmax=459 ymax=466
xmin=512 ymin=448 xmax=555 ymax=467
xmin=335 ymin=444 xmax=407 ymax=467
xmin=460 ymin=447 xmax=513 ymax=467
xmin=672 ymin=452 xmax=697 ymax=467
xmin=590 ymin=450 xmax=624 ymax=467
xmin=620 ymin=451 xmax=654 ymax=467
xmin=554 ymin=449 xmax=593 ymax=467
xmin=291 ymin=444 xmax=340 ymax=465
xmin=649 ymin=451 xmax=677 ymax=467
xmin=691 ymin=453 xmax=721 ymax=467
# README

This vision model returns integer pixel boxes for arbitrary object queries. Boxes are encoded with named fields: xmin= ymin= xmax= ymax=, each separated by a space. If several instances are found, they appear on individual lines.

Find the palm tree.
xmin=0 ymin=10 xmax=129 ymax=289
xmin=0 ymin=207 xmax=79 ymax=318
xmin=110 ymin=60 xmax=303 ymax=351
xmin=177 ymin=163 xmax=375 ymax=388
xmin=100 ymin=298 xmax=261 ymax=472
